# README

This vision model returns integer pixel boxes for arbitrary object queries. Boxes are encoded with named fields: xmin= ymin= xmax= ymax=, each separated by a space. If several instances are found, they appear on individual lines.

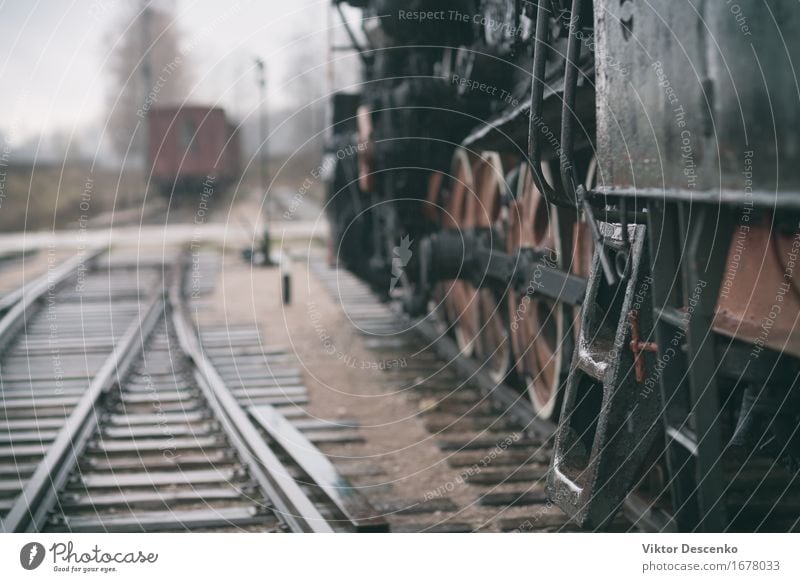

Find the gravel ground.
xmin=193 ymin=244 xmax=571 ymax=532
xmin=0 ymin=185 xmax=570 ymax=532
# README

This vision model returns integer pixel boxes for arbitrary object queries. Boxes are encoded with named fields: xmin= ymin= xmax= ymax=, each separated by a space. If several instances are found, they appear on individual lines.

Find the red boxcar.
xmin=147 ymin=105 xmax=240 ymax=196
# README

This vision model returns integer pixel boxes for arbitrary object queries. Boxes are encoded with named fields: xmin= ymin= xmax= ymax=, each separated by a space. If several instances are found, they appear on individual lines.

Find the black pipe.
xmin=527 ymin=1 xmax=556 ymax=200
xmin=559 ymin=0 xmax=582 ymax=204
xmin=335 ymin=3 xmax=371 ymax=66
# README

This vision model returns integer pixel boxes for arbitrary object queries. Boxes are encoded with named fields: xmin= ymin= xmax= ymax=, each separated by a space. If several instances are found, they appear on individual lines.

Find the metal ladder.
xmin=547 ymin=221 xmax=664 ymax=529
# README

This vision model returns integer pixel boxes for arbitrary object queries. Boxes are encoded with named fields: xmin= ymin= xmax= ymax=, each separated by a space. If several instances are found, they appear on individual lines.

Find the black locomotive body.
xmin=326 ymin=0 xmax=800 ymax=532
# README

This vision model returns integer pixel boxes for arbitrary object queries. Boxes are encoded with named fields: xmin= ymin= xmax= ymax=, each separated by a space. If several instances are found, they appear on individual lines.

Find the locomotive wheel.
xmin=476 ymin=286 xmax=511 ymax=384
xmin=471 ymin=152 xmax=511 ymax=384
xmin=506 ymin=162 xmax=572 ymax=419
xmin=449 ymin=283 xmax=480 ymax=357
xmin=443 ymin=150 xmax=481 ymax=358
xmin=427 ymin=283 xmax=453 ymax=337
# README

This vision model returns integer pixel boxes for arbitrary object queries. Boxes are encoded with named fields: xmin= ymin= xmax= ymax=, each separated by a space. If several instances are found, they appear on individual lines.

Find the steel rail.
xmin=0 ymin=246 xmax=108 ymax=357
xmin=248 ymin=404 xmax=389 ymax=532
xmin=168 ymin=262 xmax=334 ymax=533
xmin=0 ymin=284 xmax=166 ymax=532
xmin=0 ymin=246 xmax=106 ymax=314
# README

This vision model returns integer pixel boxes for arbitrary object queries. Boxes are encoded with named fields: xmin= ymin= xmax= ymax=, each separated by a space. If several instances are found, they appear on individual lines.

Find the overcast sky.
xmin=0 ymin=0 xmax=361 ymax=153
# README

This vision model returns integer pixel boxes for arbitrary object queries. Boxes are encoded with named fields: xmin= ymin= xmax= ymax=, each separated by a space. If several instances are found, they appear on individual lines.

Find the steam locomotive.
xmin=325 ymin=0 xmax=800 ymax=532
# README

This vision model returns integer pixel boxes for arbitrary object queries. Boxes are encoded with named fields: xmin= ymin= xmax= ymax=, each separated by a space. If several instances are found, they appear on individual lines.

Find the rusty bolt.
xmin=628 ymin=310 xmax=658 ymax=383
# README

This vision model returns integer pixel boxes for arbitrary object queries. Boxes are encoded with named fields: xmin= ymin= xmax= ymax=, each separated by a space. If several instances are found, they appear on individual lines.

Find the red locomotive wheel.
xmin=470 ymin=152 xmax=511 ymax=384
xmin=442 ymin=150 xmax=482 ymax=358
xmin=506 ymin=162 xmax=570 ymax=419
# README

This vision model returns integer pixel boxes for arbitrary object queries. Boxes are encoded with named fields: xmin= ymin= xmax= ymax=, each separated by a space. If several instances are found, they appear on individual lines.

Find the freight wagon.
xmin=147 ymin=105 xmax=241 ymax=197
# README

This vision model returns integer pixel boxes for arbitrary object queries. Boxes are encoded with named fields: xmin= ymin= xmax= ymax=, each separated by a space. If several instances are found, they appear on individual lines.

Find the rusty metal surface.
xmin=326 ymin=0 xmax=800 ymax=533
xmin=715 ymin=219 xmax=800 ymax=358
xmin=594 ymin=0 xmax=800 ymax=196
xmin=546 ymin=223 xmax=663 ymax=529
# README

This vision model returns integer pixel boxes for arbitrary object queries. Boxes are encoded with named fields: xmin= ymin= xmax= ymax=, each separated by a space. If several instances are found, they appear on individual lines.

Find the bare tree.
xmin=105 ymin=0 xmax=190 ymax=162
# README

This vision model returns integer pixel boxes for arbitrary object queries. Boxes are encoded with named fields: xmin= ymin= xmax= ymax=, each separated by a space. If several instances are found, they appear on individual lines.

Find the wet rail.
xmin=0 ymin=250 xmax=385 ymax=533
xmin=0 ymin=247 xmax=106 ymax=316
xmin=309 ymin=259 xmax=650 ymax=532
xmin=0 ymin=247 xmax=161 ymax=525
xmin=310 ymin=259 xmax=800 ymax=532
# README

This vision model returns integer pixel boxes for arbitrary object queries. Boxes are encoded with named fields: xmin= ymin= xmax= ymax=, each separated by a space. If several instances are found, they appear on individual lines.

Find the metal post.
xmin=141 ymin=1 xmax=152 ymax=201
xmin=255 ymin=57 xmax=273 ymax=266
xmin=281 ymin=250 xmax=292 ymax=305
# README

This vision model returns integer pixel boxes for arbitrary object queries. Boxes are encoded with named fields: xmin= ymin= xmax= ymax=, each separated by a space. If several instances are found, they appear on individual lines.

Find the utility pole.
xmin=141 ymin=1 xmax=152 ymax=200
xmin=254 ymin=57 xmax=274 ymax=266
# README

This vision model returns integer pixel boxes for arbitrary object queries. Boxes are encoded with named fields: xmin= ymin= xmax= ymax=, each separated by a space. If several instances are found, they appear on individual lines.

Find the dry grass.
xmin=0 ymin=151 xmax=324 ymax=232
xmin=0 ymin=162 xmax=147 ymax=232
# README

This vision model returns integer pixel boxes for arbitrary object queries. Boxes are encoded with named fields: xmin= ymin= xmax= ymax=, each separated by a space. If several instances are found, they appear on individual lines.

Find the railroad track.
xmin=0 ymin=250 xmax=38 ymax=279
xmin=310 ymin=260 xmax=800 ymax=533
xmin=0 ymin=246 xmax=160 ymax=519
xmin=309 ymin=259 xmax=600 ymax=532
xmin=0 ymin=248 xmax=385 ymax=533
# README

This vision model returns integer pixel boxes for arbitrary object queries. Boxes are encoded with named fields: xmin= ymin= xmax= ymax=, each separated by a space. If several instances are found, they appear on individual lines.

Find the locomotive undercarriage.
xmin=401 ymin=155 xmax=800 ymax=532
xmin=326 ymin=0 xmax=800 ymax=531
